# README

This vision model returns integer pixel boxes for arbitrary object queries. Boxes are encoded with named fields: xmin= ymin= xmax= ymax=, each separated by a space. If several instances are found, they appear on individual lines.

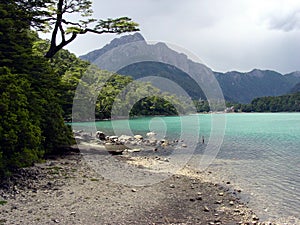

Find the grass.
xmin=90 ymin=178 xmax=99 ymax=182
xmin=47 ymin=166 xmax=63 ymax=175
xmin=0 ymin=200 xmax=7 ymax=206
xmin=0 ymin=219 xmax=7 ymax=225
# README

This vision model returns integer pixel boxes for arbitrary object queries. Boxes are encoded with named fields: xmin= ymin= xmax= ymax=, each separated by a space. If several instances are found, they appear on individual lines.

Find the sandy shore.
xmin=0 ymin=142 xmax=276 ymax=225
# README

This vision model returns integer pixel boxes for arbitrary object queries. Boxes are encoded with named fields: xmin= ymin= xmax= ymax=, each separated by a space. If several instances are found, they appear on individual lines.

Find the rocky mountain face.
xmin=215 ymin=69 xmax=299 ymax=103
xmin=80 ymin=33 xmax=300 ymax=103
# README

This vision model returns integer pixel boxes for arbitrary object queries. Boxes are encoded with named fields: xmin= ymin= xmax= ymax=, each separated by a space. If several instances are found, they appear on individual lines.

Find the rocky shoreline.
xmin=0 ymin=132 xmax=277 ymax=225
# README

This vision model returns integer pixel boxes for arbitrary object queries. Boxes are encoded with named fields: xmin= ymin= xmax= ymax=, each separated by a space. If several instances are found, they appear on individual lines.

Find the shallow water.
xmin=72 ymin=113 xmax=300 ymax=222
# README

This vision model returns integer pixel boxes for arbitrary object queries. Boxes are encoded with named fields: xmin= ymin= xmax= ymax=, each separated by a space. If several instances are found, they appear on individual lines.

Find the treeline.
xmin=230 ymin=92 xmax=300 ymax=112
xmin=51 ymin=47 xmax=193 ymax=121
xmin=193 ymin=92 xmax=300 ymax=113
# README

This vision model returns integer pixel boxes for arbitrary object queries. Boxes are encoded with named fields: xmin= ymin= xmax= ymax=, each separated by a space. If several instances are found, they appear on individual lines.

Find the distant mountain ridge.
xmin=80 ymin=33 xmax=300 ymax=103
xmin=214 ymin=69 xmax=299 ymax=103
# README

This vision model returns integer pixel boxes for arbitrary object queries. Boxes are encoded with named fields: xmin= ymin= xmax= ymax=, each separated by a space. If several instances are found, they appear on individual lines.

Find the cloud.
xmin=258 ymin=1 xmax=300 ymax=32
xmin=50 ymin=0 xmax=300 ymax=74
xmin=266 ymin=9 xmax=300 ymax=31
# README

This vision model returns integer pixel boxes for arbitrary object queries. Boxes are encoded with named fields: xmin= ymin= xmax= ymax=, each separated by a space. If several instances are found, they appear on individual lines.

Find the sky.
xmin=54 ymin=0 xmax=300 ymax=74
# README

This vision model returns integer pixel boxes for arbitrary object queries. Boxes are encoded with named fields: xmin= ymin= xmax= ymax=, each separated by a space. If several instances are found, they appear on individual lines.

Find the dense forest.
xmin=231 ymin=92 xmax=300 ymax=112
xmin=0 ymin=1 xmax=74 ymax=176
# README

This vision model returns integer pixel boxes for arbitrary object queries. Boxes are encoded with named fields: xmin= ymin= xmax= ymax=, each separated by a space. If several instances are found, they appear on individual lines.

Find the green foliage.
xmin=194 ymin=100 xmax=210 ymax=112
xmin=53 ymin=48 xmax=192 ymax=120
xmin=0 ymin=69 xmax=43 ymax=172
xmin=0 ymin=1 xmax=74 ymax=177
xmin=0 ymin=200 xmax=7 ymax=206
xmin=250 ymin=93 xmax=300 ymax=112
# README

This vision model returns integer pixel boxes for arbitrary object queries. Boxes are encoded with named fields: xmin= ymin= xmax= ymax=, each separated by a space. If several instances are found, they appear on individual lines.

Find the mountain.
xmin=290 ymin=82 xmax=300 ymax=93
xmin=284 ymin=71 xmax=300 ymax=85
xmin=215 ymin=69 xmax=296 ymax=103
xmin=80 ymin=33 xmax=300 ymax=103
xmin=117 ymin=61 xmax=205 ymax=100
xmin=80 ymin=33 xmax=145 ymax=62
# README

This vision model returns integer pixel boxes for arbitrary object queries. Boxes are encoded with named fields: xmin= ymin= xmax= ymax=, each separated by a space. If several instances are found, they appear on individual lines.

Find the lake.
xmin=72 ymin=113 xmax=300 ymax=222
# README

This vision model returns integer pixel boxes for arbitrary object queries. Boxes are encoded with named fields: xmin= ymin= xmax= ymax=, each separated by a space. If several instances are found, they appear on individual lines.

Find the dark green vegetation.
xmin=0 ymin=0 xmax=140 ymax=177
xmin=0 ymin=1 xmax=74 ymax=176
xmin=228 ymin=92 xmax=300 ymax=112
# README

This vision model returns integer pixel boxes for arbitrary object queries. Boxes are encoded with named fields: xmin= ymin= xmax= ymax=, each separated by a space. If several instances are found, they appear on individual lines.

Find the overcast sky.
xmin=61 ymin=0 xmax=300 ymax=74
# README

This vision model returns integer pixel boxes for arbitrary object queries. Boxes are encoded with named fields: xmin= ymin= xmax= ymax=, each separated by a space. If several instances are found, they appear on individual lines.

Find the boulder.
xmin=95 ymin=131 xmax=106 ymax=140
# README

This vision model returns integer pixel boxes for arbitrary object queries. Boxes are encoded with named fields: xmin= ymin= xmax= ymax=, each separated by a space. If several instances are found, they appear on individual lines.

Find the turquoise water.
xmin=73 ymin=113 xmax=300 ymax=222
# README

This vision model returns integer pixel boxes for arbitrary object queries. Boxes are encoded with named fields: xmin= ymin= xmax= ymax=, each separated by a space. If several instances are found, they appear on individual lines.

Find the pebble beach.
xmin=0 ymin=132 xmax=279 ymax=225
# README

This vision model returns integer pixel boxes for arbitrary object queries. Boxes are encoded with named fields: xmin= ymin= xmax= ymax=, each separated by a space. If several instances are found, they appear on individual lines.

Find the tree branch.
xmin=44 ymin=1 xmax=139 ymax=58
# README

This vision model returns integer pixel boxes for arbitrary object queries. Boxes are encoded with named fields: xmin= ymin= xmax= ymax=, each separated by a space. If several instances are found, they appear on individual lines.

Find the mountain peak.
xmin=80 ymin=33 xmax=145 ymax=62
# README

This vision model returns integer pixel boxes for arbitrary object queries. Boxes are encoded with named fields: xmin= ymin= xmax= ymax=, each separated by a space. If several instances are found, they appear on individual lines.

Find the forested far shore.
xmin=225 ymin=92 xmax=300 ymax=113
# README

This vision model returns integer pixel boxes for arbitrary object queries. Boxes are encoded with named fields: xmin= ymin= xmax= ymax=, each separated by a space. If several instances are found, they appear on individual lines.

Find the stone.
xmin=169 ymin=184 xmax=175 ymax=188
xmin=182 ymin=143 xmax=187 ymax=148
xmin=95 ymin=131 xmax=106 ymax=140
xmin=204 ymin=206 xmax=210 ymax=212
xmin=161 ymin=142 xmax=169 ymax=147
xmin=127 ymin=148 xmax=141 ymax=153
xmin=146 ymin=132 xmax=156 ymax=137
xmin=118 ymin=135 xmax=133 ymax=141
xmin=149 ymin=140 xmax=157 ymax=146
xmin=105 ymin=142 xmax=112 ymax=146
xmin=229 ymin=201 xmax=234 ymax=205
xmin=108 ymin=136 xmax=119 ymax=142
xmin=134 ymin=135 xmax=143 ymax=140
xmin=131 ymin=189 xmax=137 ymax=192
xmin=218 ymin=192 xmax=224 ymax=196
xmin=252 ymin=215 xmax=259 ymax=221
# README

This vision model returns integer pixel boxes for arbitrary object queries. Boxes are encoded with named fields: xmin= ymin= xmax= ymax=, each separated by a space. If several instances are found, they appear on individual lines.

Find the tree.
xmin=16 ymin=0 xmax=139 ymax=58
xmin=0 ymin=1 xmax=74 ymax=176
